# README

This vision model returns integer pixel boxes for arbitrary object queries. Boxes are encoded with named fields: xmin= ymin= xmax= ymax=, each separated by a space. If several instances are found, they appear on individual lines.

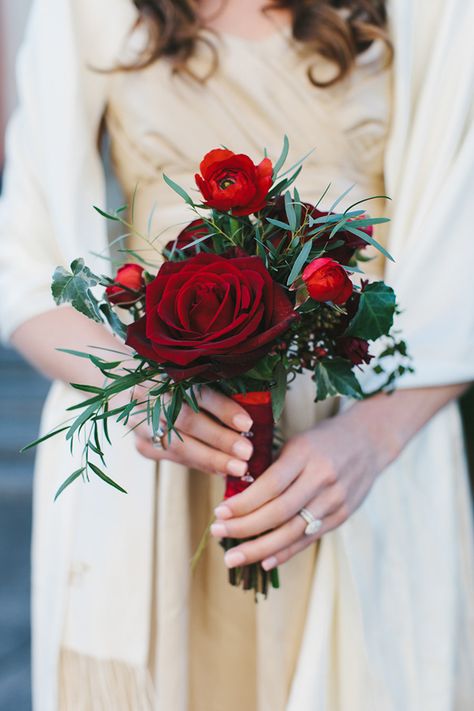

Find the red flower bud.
xmin=302 ymin=258 xmax=353 ymax=305
xmin=106 ymin=263 xmax=145 ymax=306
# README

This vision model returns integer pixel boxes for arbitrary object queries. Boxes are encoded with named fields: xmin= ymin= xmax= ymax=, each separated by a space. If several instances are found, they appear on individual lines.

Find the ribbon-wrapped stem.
xmin=221 ymin=391 xmax=280 ymax=597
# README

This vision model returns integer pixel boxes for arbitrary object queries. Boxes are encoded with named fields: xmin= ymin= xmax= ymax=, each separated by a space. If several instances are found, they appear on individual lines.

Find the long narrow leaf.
xmin=54 ymin=468 xmax=86 ymax=501
xmin=88 ymin=462 xmax=127 ymax=494
xmin=287 ymin=240 xmax=313 ymax=286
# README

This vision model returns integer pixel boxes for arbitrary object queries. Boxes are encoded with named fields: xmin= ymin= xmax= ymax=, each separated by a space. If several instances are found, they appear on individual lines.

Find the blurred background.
xmin=0 ymin=3 xmax=473 ymax=710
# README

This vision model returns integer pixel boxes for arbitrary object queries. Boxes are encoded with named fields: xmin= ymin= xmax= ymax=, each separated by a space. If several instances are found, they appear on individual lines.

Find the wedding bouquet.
xmin=28 ymin=138 xmax=411 ymax=595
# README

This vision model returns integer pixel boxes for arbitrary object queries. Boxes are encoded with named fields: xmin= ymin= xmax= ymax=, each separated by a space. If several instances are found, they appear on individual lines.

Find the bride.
xmin=1 ymin=0 xmax=473 ymax=709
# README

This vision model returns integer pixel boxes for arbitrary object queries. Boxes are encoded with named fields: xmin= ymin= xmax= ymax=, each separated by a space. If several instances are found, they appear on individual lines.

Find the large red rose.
xmin=302 ymin=257 xmax=353 ymax=305
xmin=195 ymin=148 xmax=273 ymax=216
xmin=105 ymin=263 xmax=145 ymax=306
xmin=126 ymin=253 xmax=297 ymax=381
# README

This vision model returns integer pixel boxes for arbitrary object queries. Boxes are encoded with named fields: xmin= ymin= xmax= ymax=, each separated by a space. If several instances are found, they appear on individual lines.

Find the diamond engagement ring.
xmin=151 ymin=426 xmax=167 ymax=450
xmin=298 ymin=508 xmax=323 ymax=536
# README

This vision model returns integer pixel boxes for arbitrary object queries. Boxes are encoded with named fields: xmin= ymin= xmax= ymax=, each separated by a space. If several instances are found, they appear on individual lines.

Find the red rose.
xmin=106 ymin=263 xmax=145 ymax=306
xmin=302 ymin=257 xmax=353 ymax=305
xmin=336 ymin=337 xmax=373 ymax=366
xmin=126 ymin=253 xmax=297 ymax=381
xmin=195 ymin=148 xmax=273 ymax=216
xmin=164 ymin=219 xmax=209 ymax=258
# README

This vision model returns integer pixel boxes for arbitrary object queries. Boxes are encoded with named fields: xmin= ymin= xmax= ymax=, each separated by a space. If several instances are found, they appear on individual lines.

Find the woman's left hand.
xmin=210 ymin=404 xmax=398 ymax=571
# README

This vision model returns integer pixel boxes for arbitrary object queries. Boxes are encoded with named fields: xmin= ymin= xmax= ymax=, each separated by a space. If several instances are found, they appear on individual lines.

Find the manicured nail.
xmin=227 ymin=459 xmax=248 ymax=477
xmin=261 ymin=556 xmax=278 ymax=571
xmin=232 ymin=438 xmax=253 ymax=460
xmin=210 ymin=522 xmax=227 ymax=537
xmin=214 ymin=505 xmax=232 ymax=519
xmin=224 ymin=550 xmax=246 ymax=568
xmin=233 ymin=414 xmax=253 ymax=432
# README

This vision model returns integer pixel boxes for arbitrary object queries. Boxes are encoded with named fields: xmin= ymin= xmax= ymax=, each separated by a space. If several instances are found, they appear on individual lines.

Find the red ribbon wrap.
xmin=225 ymin=391 xmax=274 ymax=499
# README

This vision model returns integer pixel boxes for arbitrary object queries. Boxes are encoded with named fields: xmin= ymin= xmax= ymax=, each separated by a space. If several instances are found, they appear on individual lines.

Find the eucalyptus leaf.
xmin=287 ymin=240 xmax=313 ymax=286
xmin=272 ymin=135 xmax=290 ymax=179
xmin=163 ymin=173 xmax=195 ymax=206
xmin=54 ymin=468 xmax=86 ymax=501
xmin=88 ymin=462 xmax=127 ymax=494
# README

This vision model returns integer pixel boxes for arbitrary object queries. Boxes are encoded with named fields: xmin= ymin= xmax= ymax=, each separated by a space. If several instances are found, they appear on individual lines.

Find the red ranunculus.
xmin=336 ymin=337 xmax=373 ymax=366
xmin=126 ymin=253 xmax=297 ymax=381
xmin=164 ymin=219 xmax=209 ymax=258
xmin=302 ymin=257 xmax=353 ymax=305
xmin=106 ymin=263 xmax=145 ymax=306
xmin=195 ymin=148 xmax=273 ymax=217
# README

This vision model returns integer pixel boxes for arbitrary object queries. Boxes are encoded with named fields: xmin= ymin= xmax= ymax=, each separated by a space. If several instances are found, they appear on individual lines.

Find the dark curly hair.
xmin=128 ymin=1 xmax=391 ymax=86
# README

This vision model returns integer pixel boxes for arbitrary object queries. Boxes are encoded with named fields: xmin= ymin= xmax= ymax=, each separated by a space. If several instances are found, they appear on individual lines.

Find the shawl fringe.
xmin=59 ymin=649 xmax=156 ymax=711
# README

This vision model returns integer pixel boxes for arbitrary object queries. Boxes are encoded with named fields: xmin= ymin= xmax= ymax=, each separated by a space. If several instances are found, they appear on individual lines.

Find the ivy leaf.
xmin=314 ymin=358 xmax=363 ymax=401
xmin=347 ymin=282 xmax=396 ymax=340
xmin=99 ymin=302 xmax=128 ymax=340
xmin=52 ymin=259 xmax=102 ymax=323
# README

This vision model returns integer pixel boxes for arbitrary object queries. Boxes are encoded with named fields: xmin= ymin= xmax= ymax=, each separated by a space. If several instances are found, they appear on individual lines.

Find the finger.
xmin=135 ymin=430 xmax=249 ymax=478
xmin=214 ymin=444 xmax=306 ymax=520
xmin=260 ymin=507 xmax=348 ymax=571
xmin=211 ymin=478 xmax=343 ymax=540
xmin=197 ymin=387 xmax=253 ymax=432
xmin=172 ymin=404 xmax=253 ymax=461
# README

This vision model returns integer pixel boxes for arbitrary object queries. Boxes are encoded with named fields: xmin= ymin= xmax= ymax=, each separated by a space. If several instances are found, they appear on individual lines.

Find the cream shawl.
xmin=0 ymin=1 xmax=473 ymax=710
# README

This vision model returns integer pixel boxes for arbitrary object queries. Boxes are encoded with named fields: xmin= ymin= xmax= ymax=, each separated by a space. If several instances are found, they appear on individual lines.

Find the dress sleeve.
xmin=0 ymin=0 xmax=137 ymax=343
xmin=383 ymin=0 xmax=474 ymax=388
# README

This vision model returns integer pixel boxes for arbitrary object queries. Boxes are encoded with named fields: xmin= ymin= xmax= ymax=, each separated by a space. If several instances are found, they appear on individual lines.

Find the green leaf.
xmin=52 ymin=259 xmax=103 ymax=323
xmin=99 ymin=302 xmax=128 ymax=340
xmin=345 ymin=224 xmax=394 ymax=262
xmin=347 ymin=282 xmax=396 ymax=340
xmin=93 ymin=205 xmax=120 ymax=222
xmin=163 ymin=173 xmax=195 ymax=206
xmin=54 ymin=467 xmax=86 ymax=501
xmin=66 ymin=402 xmax=101 ymax=441
xmin=272 ymin=135 xmax=290 ymax=179
xmin=284 ymin=191 xmax=297 ymax=232
xmin=271 ymin=363 xmax=287 ymax=421
xmin=314 ymin=358 xmax=363 ymax=401
xmin=21 ymin=426 xmax=70 ymax=453
xmin=287 ymin=240 xmax=313 ymax=286
xmin=266 ymin=217 xmax=292 ymax=231
xmin=88 ymin=462 xmax=127 ymax=494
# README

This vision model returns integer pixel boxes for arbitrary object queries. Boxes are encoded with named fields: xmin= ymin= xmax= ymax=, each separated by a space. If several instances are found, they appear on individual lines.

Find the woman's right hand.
xmin=132 ymin=387 xmax=254 ymax=478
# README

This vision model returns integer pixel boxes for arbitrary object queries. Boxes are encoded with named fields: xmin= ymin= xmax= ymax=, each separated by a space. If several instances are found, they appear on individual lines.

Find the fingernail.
xmin=227 ymin=459 xmax=248 ymax=477
xmin=261 ymin=556 xmax=278 ymax=571
xmin=232 ymin=438 xmax=253 ymax=460
xmin=210 ymin=522 xmax=227 ymax=537
xmin=233 ymin=414 xmax=253 ymax=432
xmin=214 ymin=505 xmax=232 ymax=519
xmin=224 ymin=550 xmax=246 ymax=568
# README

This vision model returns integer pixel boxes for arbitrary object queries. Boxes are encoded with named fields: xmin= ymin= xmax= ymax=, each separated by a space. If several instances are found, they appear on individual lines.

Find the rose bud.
xmin=164 ymin=219 xmax=209 ymax=258
xmin=336 ymin=337 xmax=373 ymax=366
xmin=195 ymin=148 xmax=273 ymax=216
xmin=106 ymin=263 xmax=145 ymax=306
xmin=302 ymin=257 xmax=353 ymax=305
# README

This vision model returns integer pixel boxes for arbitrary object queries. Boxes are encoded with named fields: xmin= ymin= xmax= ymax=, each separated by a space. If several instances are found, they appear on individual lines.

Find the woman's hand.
xmin=209 ymin=383 xmax=469 ymax=570
xmin=209 ymin=400 xmax=401 ymax=571
xmin=132 ymin=386 xmax=254 ymax=478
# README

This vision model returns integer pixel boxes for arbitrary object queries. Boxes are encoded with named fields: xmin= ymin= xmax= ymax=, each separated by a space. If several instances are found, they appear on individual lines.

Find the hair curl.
xmin=130 ymin=1 xmax=391 ymax=87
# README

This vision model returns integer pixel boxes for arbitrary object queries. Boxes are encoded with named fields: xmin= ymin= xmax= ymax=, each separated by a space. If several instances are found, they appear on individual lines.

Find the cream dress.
xmin=1 ymin=2 xmax=474 ymax=710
